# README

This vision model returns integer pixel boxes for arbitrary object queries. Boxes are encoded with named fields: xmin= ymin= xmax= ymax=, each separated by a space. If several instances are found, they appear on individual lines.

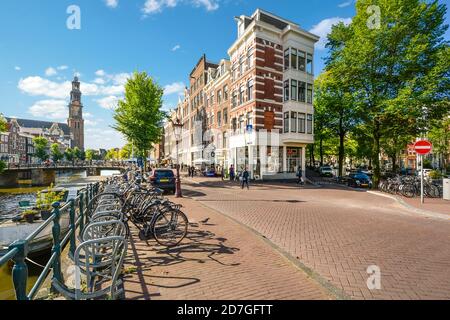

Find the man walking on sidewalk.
xmin=229 ymin=165 xmax=235 ymax=182
xmin=297 ymin=166 xmax=304 ymax=185
xmin=241 ymin=167 xmax=250 ymax=190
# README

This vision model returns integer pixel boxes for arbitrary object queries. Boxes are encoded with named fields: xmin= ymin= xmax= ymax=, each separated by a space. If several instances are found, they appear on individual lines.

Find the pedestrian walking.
xmin=297 ymin=166 xmax=304 ymax=185
xmin=221 ymin=166 xmax=225 ymax=181
xmin=241 ymin=167 xmax=250 ymax=190
xmin=229 ymin=165 xmax=235 ymax=181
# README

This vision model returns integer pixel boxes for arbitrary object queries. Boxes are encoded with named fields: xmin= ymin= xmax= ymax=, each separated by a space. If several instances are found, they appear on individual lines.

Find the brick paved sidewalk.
xmin=400 ymin=197 xmax=449 ymax=215
xmin=122 ymin=196 xmax=333 ymax=300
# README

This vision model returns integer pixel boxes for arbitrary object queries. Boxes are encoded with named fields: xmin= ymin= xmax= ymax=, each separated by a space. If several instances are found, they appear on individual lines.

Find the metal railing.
xmin=0 ymin=183 xmax=101 ymax=300
xmin=6 ymin=161 xmax=129 ymax=171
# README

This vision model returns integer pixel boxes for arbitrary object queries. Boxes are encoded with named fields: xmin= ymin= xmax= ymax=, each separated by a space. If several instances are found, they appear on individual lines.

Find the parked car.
xmin=348 ymin=173 xmax=373 ymax=188
xmin=203 ymin=169 xmax=216 ymax=177
xmin=319 ymin=166 xmax=334 ymax=177
xmin=148 ymin=169 xmax=176 ymax=194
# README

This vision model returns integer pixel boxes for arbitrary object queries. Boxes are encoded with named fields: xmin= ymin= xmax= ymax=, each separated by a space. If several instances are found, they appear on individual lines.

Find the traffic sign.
xmin=414 ymin=140 xmax=432 ymax=155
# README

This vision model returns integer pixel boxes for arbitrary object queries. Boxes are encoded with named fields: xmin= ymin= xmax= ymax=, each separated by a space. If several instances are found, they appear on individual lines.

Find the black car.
xmin=149 ymin=169 xmax=176 ymax=194
xmin=348 ymin=173 xmax=373 ymax=188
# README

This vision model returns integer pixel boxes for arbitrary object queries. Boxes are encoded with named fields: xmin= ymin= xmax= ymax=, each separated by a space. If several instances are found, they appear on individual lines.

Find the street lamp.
xmin=171 ymin=118 xmax=183 ymax=198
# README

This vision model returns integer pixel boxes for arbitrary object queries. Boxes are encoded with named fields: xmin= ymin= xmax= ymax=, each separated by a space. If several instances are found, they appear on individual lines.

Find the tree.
xmin=428 ymin=116 xmax=450 ymax=170
xmin=113 ymin=72 xmax=166 ymax=170
xmin=85 ymin=149 xmax=100 ymax=161
xmin=33 ymin=137 xmax=49 ymax=162
xmin=73 ymin=147 xmax=82 ymax=161
xmin=65 ymin=148 xmax=74 ymax=162
xmin=0 ymin=114 xmax=6 ymax=132
xmin=50 ymin=144 xmax=63 ymax=162
xmin=105 ymin=148 xmax=120 ymax=160
xmin=120 ymin=143 xmax=133 ymax=160
xmin=325 ymin=0 xmax=449 ymax=187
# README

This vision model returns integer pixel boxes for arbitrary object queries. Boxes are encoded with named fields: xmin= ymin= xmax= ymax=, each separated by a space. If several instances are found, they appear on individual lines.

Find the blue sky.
xmin=0 ymin=0 xmax=448 ymax=149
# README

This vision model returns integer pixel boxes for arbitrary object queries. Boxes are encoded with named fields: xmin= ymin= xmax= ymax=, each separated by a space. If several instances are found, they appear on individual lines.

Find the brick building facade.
xmin=165 ymin=9 xmax=319 ymax=180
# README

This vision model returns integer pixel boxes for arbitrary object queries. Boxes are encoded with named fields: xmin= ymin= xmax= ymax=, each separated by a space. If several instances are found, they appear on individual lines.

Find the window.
xmin=298 ymin=81 xmax=306 ymax=102
xmin=232 ymin=118 xmax=237 ymax=132
xmin=291 ymin=80 xmax=298 ymax=101
xmin=291 ymin=48 xmax=297 ymax=70
xmin=239 ymin=56 xmax=245 ymax=75
xmin=291 ymin=112 xmax=297 ymax=133
xmin=247 ymin=49 xmax=254 ymax=69
xmin=217 ymin=111 xmax=222 ymax=127
xmin=223 ymin=85 xmax=228 ymax=100
xmin=217 ymin=90 xmax=222 ymax=104
xmin=247 ymin=79 xmax=254 ymax=101
xmin=232 ymin=90 xmax=237 ymax=108
xmin=307 ymin=54 xmax=313 ymax=74
xmin=307 ymin=114 xmax=313 ymax=134
xmin=239 ymin=86 xmax=245 ymax=104
xmin=298 ymin=113 xmax=306 ymax=133
xmin=239 ymin=115 xmax=245 ymax=131
xmin=223 ymin=109 xmax=228 ymax=124
xmin=307 ymin=84 xmax=313 ymax=104
xmin=246 ymin=112 xmax=253 ymax=127
xmin=284 ymin=112 xmax=289 ymax=133
xmin=284 ymin=49 xmax=289 ymax=70
xmin=284 ymin=80 xmax=289 ymax=102
xmin=210 ymin=93 xmax=215 ymax=106
xmin=298 ymin=51 xmax=306 ymax=72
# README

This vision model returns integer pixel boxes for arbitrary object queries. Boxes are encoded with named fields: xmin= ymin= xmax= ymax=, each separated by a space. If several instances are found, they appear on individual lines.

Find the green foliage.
xmin=428 ymin=117 xmax=450 ymax=169
xmin=120 ymin=143 xmax=133 ymax=160
xmin=322 ymin=0 xmax=449 ymax=186
xmin=0 ymin=160 xmax=6 ymax=175
xmin=85 ymin=149 xmax=100 ymax=161
xmin=0 ymin=114 xmax=7 ymax=132
xmin=50 ymin=144 xmax=63 ymax=162
xmin=64 ymin=148 xmax=74 ymax=161
xmin=105 ymin=148 xmax=120 ymax=160
xmin=36 ymin=184 xmax=65 ymax=211
xmin=423 ymin=159 xmax=433 ymax=169
xmin=73 ymin=147 xmax=82 ymax=160
xmin=429 ymin=170 xmax=442 ymax=179
xmin=33 ymin=137 xmax=49 ymax=162
xmin=113 ymin=72 xmax=166 ymax=157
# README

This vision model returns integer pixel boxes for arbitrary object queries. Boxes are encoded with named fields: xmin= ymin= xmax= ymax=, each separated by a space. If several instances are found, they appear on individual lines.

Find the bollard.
xmin=51 ymin=202 xmax=63 ymax=284
xmin=79 ymin=192 xmax=85 ymax=237
xmin=9 ymin=240 xmax=29 ymax=300
xmin=68 ymin=199 xmax=76 ymax=258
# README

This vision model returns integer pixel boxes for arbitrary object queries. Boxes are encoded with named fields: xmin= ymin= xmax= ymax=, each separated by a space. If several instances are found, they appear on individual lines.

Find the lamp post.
xmin=171 ymin=118 xmax=183 ymax=198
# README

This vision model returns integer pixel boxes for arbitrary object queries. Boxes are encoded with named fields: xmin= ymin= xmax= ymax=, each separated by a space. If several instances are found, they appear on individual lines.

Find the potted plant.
xmin=22 ymin=209 xmax=38 ymax=223
xmin=36 ymin=184 xmax=66 ymax=220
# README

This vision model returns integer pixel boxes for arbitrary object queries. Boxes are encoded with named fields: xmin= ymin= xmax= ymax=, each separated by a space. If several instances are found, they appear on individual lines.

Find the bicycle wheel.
xmin=152 ymin=209 xmax=188 ymax=247
xmin=401 ymin=184 xmax=415 ymax=198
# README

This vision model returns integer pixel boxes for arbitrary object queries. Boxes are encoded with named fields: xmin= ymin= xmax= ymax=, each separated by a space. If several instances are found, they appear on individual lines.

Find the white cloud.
xmin=142 ymin=0 xmax=218 ymax=16
xmin=15 ymin=66 xmax=21 ymax=71
xmin=19 ymin=77 xmax=72 ymax=99
xmin=45 ymin=67 xmax=58 ymax=77
xmin=164 ymin=82 xmax=185 ymax=96
xmin=95 ymin=69 xmax=106 ymax=77
xmin=94 ymin=78 xmax=106 ymax=85
xmin=105 ymin=0 xmax=119 ymax=8
xmin=57 ymin=65 xmax=68 ymax=70
xmin=171 ymin=44 xmax=181 ymax=52
xmin=85 ymin=128 xmax=127 ymax=150
xmin=192 ymin=0 xmax=218 ymax=11
xmin=96 ymin=96 xmax=121 ymax=110
xmin=18 ymin=75 xmax=128 ymax=98
xmin=309 ymin=17 xmax=352 ymax=50
xmin=28 ymin=100 xmax=68 ymax=120
xmin=338 ymin=1 xmax=353 ymax=8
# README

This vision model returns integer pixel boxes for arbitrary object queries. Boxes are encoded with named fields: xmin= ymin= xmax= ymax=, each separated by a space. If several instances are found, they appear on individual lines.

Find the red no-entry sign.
xmin=414 ymin=140 xmax=433 ymax=155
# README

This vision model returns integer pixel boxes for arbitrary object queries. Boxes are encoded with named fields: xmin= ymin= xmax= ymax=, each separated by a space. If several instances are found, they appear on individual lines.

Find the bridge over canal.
xmin=0 ymin=162 xmax=128 ymax=187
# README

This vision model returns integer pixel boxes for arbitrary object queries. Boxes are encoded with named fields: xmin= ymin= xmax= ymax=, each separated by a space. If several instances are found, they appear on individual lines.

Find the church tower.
xmin=67 ymin=76 xmax=85 ymax=150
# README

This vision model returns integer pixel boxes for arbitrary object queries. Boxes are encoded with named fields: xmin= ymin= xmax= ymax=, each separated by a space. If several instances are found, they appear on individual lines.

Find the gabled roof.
xmin=5 ymin=117 xmax=71 ymax=135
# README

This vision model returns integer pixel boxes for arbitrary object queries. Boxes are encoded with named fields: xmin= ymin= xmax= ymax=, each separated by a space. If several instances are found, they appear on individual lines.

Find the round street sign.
xmin=414 ymin=140 xmax=433 ymax=155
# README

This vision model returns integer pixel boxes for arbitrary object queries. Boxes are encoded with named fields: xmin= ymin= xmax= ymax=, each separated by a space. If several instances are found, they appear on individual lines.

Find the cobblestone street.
xmin=170 ymin=178 xmax=450 ymax=300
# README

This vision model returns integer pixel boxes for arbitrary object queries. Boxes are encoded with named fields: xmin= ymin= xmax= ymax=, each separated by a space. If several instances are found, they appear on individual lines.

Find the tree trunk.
xmin=392 ymin=153 xmax=397 ymax=173
xmin=372 ymin=120 xmax=381 ymax=189
xmin=310 ymin=144 xmax=316 ymax=168
xmin=339 ymin=133 xmax=345 ymax=178
xmin=320 ymin=138 xmax=324 ymax=167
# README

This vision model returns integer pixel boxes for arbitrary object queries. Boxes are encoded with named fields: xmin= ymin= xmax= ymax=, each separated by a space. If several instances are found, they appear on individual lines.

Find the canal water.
xmin=0 ymin=169 xmax=119 ymax=300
